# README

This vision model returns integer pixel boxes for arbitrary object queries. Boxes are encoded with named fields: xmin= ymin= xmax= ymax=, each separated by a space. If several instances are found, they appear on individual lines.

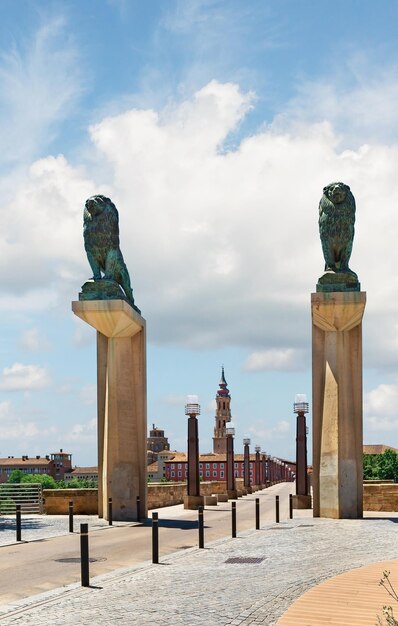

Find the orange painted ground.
xmin=278 ymin=559 xmax=398 ymax=626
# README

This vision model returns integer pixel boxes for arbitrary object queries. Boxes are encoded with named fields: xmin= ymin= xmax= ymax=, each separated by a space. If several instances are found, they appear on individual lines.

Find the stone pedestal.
xmin=227 ymin=489 xmax=238 ymax=499
xmin=183 ymin=495 xmax=204 ymax=510
xmin=312 ymin=292 xmax=366 ymax=519
xmin=292 ymin=494 xmax=312 ymax=509
xmin=72 ymin=300 xmax=147 ymax=521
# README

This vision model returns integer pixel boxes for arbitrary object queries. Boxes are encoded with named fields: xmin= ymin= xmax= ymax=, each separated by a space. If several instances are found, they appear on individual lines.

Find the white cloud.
xmin=0 ymin=15 xmax=82 ymax=166
xmin=364 ymin=383 xmax=398 ymax=435
xmin=0 ymin=363 xmax=50 ymax=391
xmin=0 ymin=401 xmax=39 ymax=439
xmin=248 ymin=419 xmax=291 ymax=443
xmin=244 ymin=348 xmax=305 ymax=372
xmin=65 ymin=418 xmax=96 ymax=444
xmin=18 ymin=328 xmax=51 ymax=352
xmin=2 ymin=79 xmax=398 ymax=373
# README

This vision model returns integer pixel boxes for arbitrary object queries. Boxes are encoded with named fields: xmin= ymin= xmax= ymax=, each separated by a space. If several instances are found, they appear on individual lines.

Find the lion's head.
xmin=85 ymin=194 xmax=116 ymax=218
xmin=323 ymin=182 xmax=350 ymax=206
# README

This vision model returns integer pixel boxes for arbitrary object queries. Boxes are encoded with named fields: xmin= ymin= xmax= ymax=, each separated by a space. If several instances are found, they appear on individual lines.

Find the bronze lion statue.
xmin=319 ymin=182 xmax=356 ymax=274
xmin=83 ymin=195 xmax=137 ymax=308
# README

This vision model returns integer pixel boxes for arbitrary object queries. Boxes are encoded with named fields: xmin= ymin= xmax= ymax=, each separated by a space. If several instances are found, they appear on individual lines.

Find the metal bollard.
xmin=275 ymin=495 xmax=280 ymax=523
xmin=232 ymin=501 xmax=237 ymax=538
xmin=80 ymin=523 xmax=90 ymax=587
xmin=289 ymin=493 xmax=293 ymax=519
xmin=152 ymin=512 xmax=159 ymax=564
xmin=136 ymin=495 xmax=141 ymax=522
xmin=198 ymin=506 xmax=204 ymax=548
xmin=69 ymin=501 xmax=74 ymax=533
xmin=108 ymin=497 xmax=113 ymax=526
xmin=255 ymin=497 xmax=260 ymax=530
xmin=16 ymin=504 xmax=21 ymax=542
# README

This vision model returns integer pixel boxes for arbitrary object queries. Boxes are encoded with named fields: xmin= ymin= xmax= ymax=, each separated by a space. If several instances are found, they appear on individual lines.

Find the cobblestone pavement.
xmin=1 ymin=514 xmax=398 ymax=625
xmin=0 ymin=515 xmax=129 ymax=546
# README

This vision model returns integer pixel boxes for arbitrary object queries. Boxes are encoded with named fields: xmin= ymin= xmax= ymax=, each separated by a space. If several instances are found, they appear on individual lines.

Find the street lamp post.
xmin=266 ymin=454 xmax=271 ymax=485
xmin=261 ymin=451 xmax=266 ymax=487
xmin=254 ymin=446 xmax=261 ymax=488
xmin=293 ymin=394 xmax=311 ymax=509
xmin=243 ymin=436 xmax=251 ymax=493
xmin=226 ymin=422 xmax=237 ymax=499
xmin=183 ymin=395 xmax=203 ymax=510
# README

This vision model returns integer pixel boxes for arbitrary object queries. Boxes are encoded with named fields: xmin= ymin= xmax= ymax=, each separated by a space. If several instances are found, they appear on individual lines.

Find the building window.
xmin=234 ymin=471 xmax=238 ymax=477
xmin=171 ymin=471 xmax=175 ymax=477
xmin=220 ymin=463 xmax=224 ymax=469
xmin=206 ymin=463 xmax=210 ymax=469
xmin=213 ymin=463 xmax=217 ymax=469
xmin=213 ymin=471 xmax=217 ymax=477
xmin=178 ymin=464 xmax=181 ymax=469
xmin=178 ymin=471 xmax=181 ymax=477
xmin=200 ymin=473 xmax=203 ymax=479
xmin=171 ymin=464 xmax=175 ymax=469
xmin=234 ymin=463 xmax=238 ymax=468
xmin=185 ymin=471 xmax=188 ymax=477
xmin=199 ymin=463 xmax=203 ymax=469
xmin=206 ymin=471 xmax=210 ymax=477
xmin=220 ymin=471 xmax=224 ymax=478
xmin=249 ymin=463 xmax=253 ymax=468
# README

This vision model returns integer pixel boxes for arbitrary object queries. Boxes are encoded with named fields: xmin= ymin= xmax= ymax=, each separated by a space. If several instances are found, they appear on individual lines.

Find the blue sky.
xmin=1 ymin=0 xmax=398 ymax=466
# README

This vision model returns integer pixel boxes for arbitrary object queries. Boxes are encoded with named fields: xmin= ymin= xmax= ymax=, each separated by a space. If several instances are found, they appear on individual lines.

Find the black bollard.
xmin=16 ymin=504 xmax=21 ymax=542
xmin=108 ymin=497 xmax=113 ymax=526
xmin=198 ymin=506 xmax=204 ymax=548
xmin=80 ymin=523 xmax=90 ymax=587
xmin=152 ymin=512 xmax=159 ymax=564
xmin=255 ymin=497 xmax=260 ymax=530
xmin=289 ymin=493 xmax=293 ymax=519
xmin=232 ymin=501 xmax=237 ymax=538
xmin=136 ymin=495 xmax=141 ymax=522
xmin=69 ymin=501 xmax=74 ymax=533
xmin=275 ymin=495 xmax=280 ymax=523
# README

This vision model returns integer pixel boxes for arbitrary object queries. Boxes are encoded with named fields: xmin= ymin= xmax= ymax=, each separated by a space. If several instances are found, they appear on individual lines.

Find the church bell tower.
xmin=213 ymin=366 xmax=232 ymax=454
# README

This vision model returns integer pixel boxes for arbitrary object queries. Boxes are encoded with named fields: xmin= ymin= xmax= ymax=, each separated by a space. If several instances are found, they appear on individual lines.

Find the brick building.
xmin=0 ymin=449 xmax=72 ymax=483
xmin=163 ymin=452 xmax=293 ymax=484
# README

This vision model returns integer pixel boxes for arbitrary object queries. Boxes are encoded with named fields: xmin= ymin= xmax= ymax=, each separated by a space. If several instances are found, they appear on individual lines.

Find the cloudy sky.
xmin=1 ymin=0 xmax=398 ymax=466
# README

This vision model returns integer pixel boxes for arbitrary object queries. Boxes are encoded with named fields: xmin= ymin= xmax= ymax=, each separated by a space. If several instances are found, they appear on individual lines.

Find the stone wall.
xmin=43 ymin=489 xmax=98 ymax=514
xmin=363 ymin=482 xmax=398 ymax=511
xmin=43 ymin=481 xmax=242 ymax=514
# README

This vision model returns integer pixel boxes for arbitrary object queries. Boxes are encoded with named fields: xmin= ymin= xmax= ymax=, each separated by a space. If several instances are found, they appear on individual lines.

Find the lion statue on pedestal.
xmin=319 ymin=182 xmax=356 ymax=274
xmin=83 ymin=195 xmax=138 ymax=310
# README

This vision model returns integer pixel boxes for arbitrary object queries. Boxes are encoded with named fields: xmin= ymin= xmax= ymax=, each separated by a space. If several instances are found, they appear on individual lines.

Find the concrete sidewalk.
xmin=1 ymin=506 xmax=398 ymax=625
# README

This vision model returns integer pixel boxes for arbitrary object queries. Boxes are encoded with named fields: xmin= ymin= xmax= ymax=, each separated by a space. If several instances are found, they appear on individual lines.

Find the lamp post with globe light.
xmin=243 ymin=436 xmax=251 ymax=492
xmin=183 ymin=395 xmax=204 ymax=510
xmin=226 ymin=422 xmax=237 ymax=499
xmin=254 ymin=446 xmax=261 ymax=488
xmin=293 ymin=394 xmax=312 ymax=509
xmin=261 ymin=451 xmax=267 ymax=486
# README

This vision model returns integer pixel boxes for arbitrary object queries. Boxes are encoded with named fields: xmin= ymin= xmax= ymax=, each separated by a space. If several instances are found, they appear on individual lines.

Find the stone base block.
xmin=217 ymin=494 xmax=229 ymax=502
xmin=204 ymin=495 xmax=218 ymax=506
xmin=227 ymin=489 xmax=238 ymax=499
xmin=183 ymin=495 xmax=204 ymax=510
xmin=292 ymin=494 xmax=312 ymax=509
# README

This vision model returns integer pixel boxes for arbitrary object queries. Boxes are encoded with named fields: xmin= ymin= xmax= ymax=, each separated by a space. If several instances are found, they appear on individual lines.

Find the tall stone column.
xmin=312 ymin=291 xmax=366 ymax=519
xmin=72 ymin=299 xmax=147 ymax=521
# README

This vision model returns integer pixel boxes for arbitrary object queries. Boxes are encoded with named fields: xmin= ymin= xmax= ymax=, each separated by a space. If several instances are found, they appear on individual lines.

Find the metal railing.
xmin=0 ymin=483 xmax=43 ymax=514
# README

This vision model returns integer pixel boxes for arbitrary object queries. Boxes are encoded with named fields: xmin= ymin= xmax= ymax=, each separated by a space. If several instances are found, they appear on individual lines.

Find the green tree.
xmin=8 ymin=469 xmax=24 ymax=483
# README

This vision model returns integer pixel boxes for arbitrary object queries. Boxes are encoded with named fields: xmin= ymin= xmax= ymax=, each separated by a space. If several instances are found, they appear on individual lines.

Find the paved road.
xmin=1 ymin=484 xmax=398 ymax=625
xmin=0 ymin=483 xmax=292 ymax=605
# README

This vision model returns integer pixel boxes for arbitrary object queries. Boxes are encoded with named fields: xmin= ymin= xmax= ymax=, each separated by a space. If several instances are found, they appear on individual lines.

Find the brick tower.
xmin=213 ymin=367 xmax=232 ymax=454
